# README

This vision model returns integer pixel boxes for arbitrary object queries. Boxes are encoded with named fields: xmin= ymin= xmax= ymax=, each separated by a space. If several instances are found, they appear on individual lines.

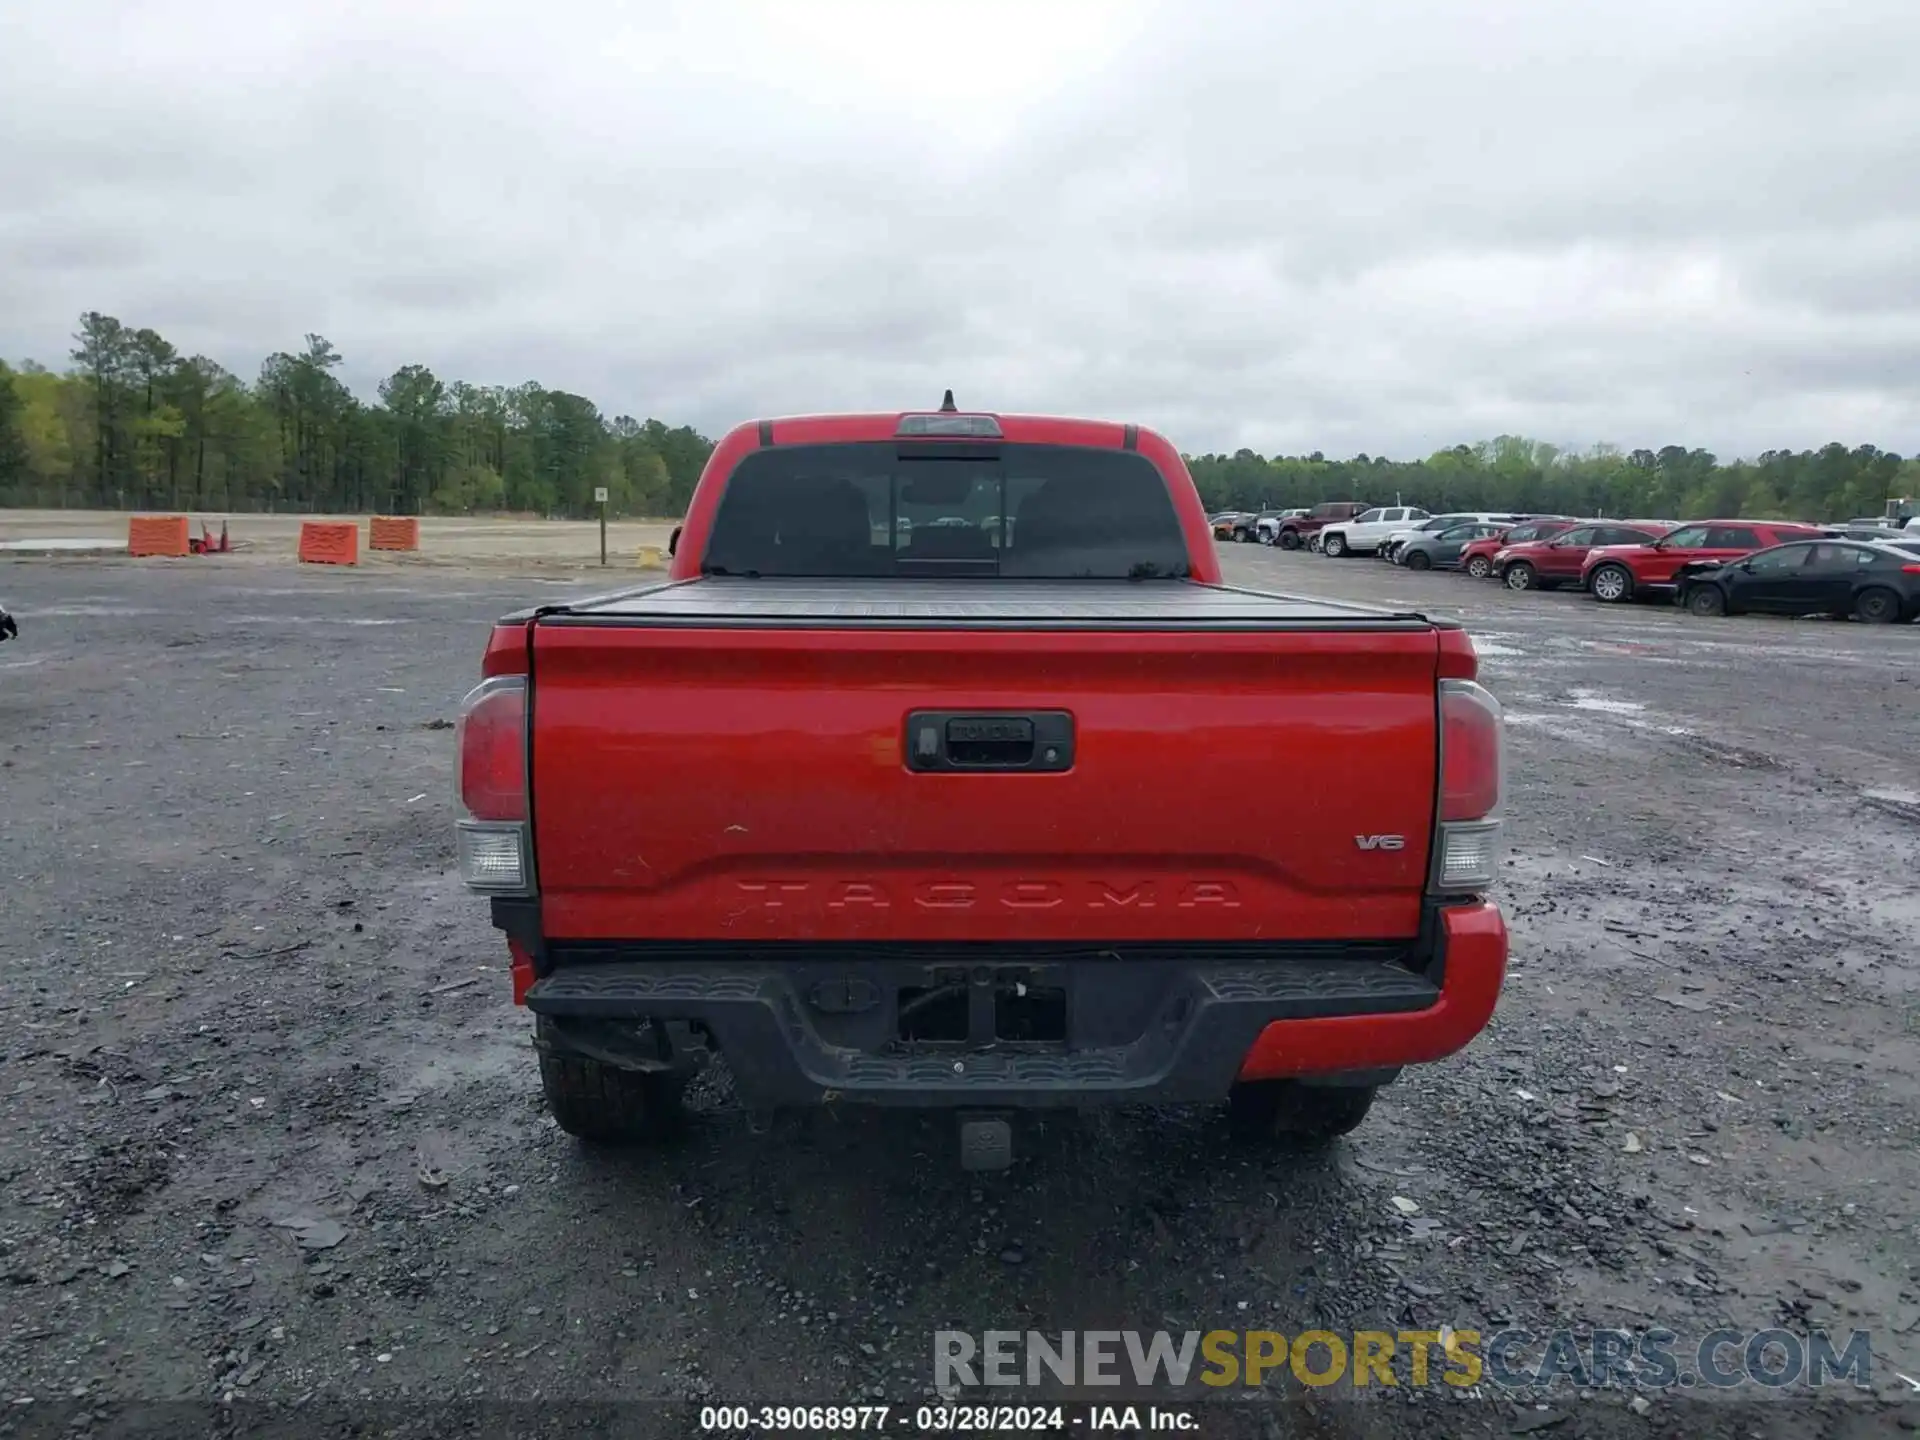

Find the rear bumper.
xmin=505 ymin=901 xmax=1506 ymax=1108
xmin=1234 ymin=902 xmax=1505 ymax=1082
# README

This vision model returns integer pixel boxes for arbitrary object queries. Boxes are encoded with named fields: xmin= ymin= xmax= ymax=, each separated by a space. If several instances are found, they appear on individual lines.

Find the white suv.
xmin=1320 ymin=506 xmax=1429 ymax=557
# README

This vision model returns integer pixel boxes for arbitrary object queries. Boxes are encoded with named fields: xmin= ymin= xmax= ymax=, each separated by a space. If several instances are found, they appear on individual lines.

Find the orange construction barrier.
xmin=297 ymin=521 xmax=359 ymax=566
xmin=128 ymin=515 xmax=190 ymax=557
xmin=369 ymin=516 xmax=420 ymax=551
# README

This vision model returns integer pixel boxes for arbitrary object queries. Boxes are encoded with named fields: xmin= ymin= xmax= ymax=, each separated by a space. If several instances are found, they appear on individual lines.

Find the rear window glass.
xmin=700 ymin=443 xmax=1190 ymax=579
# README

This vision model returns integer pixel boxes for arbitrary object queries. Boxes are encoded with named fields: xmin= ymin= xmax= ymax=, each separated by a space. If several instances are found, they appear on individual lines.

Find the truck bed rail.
xmin=515 ymin=577 xmax=1446 ymax=631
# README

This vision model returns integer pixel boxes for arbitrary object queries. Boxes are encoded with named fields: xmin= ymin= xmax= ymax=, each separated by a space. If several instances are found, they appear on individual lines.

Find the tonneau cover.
xmin=527 ymin=577 xmax=1442 ymax=630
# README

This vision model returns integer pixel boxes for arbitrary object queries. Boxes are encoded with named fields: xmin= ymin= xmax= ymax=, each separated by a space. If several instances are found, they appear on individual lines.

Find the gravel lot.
xmin=1 ymin=542 xmax=1916 ymax=1437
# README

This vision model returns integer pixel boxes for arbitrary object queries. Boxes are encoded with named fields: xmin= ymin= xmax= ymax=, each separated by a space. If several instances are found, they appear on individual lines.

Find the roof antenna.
xmin=939 ymin=389 xmax=957 ymax=413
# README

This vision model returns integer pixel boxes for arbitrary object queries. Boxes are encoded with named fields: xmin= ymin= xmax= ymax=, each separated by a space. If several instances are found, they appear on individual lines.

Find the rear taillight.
xmin=457 ymin=676 xmax=526 ymax=821
xmin=1903 ymin=564 xmax=1920 ymax=575
xmin=1433 ymin=679 xmax=1503 ymax=893
xmin=1441 ymin=680 xmax=1502 ymax=820
xmin=455 ymin=676 xmax=532 ymax=893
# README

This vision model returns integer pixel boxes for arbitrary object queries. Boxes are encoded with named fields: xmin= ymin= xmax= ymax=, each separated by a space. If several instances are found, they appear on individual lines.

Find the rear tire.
xmin=1323 ymin=534 xmax=1348 ymax=558
xmin=1232 ymin=527 xmax=1251 ymax=543
xmin=1856 ymin=587 xmax=1902 ymax=624
xmin=1404 ymin=550 xmax=1432 ymax=571
xmin=1686 ymin=584 xmax=1726 ymax=617
xmin=536 ymin=1020 xmax=687 ymax=1144
xmin=1279 ymin=530 xmax=1302 ymax=550
xmin=1503 ymin=561 xmax=1537 ymax=591
xmin=1589 ymin=564 xmax=1634 ymax=603
xmin=1466 ymin=556 xmax=1492 ymax=579
xmin=1229 ymin=1081 xmax=1376 ymax=1145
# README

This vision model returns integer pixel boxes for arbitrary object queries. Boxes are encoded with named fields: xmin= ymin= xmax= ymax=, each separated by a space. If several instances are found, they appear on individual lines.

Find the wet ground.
xmin=0 ymin=548 xmax=1916 ymax=1438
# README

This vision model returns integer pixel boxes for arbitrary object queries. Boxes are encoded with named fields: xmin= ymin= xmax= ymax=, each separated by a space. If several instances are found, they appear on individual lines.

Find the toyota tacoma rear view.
xmin=454 ymin=400 xmax=1509 ymax=1169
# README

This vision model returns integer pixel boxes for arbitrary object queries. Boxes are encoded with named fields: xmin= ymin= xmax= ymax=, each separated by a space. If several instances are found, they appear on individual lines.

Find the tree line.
xmin=1 ymin=312 xmax=1914 ymax=523
xmin=0 ymin=313 xmax=713 ymax=518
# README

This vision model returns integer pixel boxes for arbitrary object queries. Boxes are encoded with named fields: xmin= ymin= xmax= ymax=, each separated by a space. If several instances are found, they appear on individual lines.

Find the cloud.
xmin=3 ymin=0 xmax=1920 ymax=458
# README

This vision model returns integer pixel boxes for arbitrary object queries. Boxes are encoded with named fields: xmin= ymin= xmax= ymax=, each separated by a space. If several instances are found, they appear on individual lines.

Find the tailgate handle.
xmin=905 ymin=711 xmax=1074 ymax=772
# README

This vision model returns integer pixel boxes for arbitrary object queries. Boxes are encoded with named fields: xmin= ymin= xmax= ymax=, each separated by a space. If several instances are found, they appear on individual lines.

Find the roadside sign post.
xmin=595 ymin=486 xmax=609 ymax=565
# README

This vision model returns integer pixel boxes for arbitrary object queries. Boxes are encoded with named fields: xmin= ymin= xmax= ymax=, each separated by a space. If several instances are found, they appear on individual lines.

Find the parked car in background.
xmin=1494 ymin=522 xmax=1668 ymax=591
xmin=1583 ymin=520 xmax=1823 ymax=604
xmin=1320 ymin=506 xmax=1431 ymax=557
xmin=1272 ymin=502 xmax=1370 ymax=550
xmin=1210 ymin=511 xmax=1253 ymax=541
xmin=1242 ymin=510 xmax=1286 ymax=542
xmin=1381 ymin=513 xmax=1527 ymax=563
xmin=1255 ymin=508 xmax=1311 ymax=544
xmin=1460 ymin=518 xmax=1579 ymax=579
xmin=1397 ymin=520 xmax=1510 ymax=571
xmin=1676 ymin=539 xmax=1920 ymax=624
xmin=1822 ymin=524 xmax=1910 ymax=543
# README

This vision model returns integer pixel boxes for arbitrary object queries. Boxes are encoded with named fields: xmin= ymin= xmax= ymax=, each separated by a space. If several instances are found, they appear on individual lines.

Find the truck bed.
xmin=520 ymin=577 xmax=1446 ymax=631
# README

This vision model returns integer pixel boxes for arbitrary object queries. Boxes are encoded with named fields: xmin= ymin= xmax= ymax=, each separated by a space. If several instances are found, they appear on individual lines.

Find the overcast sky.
xmin=4 ymin=0 xmax=1920 ymax=459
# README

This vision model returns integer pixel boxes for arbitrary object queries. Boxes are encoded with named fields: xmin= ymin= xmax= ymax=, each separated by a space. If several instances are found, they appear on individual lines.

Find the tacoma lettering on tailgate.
xmin=734 ymin=879 xmax=1243 ymax=911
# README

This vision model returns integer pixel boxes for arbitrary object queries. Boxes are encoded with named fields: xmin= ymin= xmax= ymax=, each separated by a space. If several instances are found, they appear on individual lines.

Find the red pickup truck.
xmin=454 ymin=403 xmax=1509 ymax=1169
xmin=1271 ymin=501 xmax=1370 ymax=551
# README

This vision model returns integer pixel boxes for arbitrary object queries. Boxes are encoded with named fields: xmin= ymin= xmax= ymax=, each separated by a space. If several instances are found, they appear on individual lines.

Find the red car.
xmin=456 ymin=400 xmax=1508 ymax=1169
xmin=1583 ymin=520 xmax=1823 ymax=604
xmin=1494 ymin=521 xmax=1668 ymax=592
xmin=1460 ymin=518 xmax=1578 ymax=579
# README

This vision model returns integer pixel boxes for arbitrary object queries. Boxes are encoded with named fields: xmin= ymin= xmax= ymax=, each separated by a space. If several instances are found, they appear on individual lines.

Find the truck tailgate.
xmin=526 ymin=579 xmax=1443 ymax=942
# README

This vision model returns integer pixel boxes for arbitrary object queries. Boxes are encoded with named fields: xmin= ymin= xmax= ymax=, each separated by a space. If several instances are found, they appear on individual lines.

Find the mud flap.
xmin=959 ymin=1113 xmax=1013 ymax=1172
